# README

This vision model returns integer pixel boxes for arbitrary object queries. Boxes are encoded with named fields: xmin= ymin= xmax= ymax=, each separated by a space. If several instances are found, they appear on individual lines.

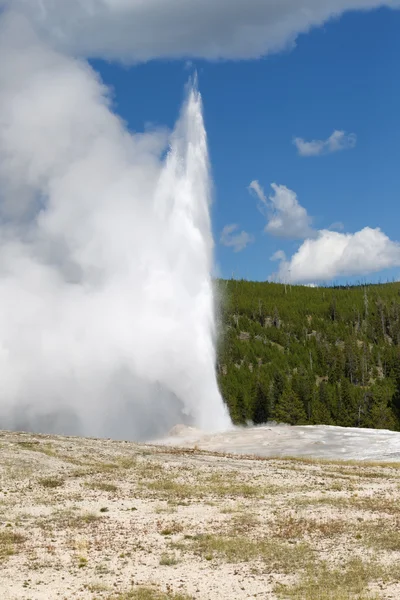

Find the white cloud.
xmin=220 ymin=224 xmax=254 ymax=252
xmin=249 ymin=181 xmax=315 ymax=240
xmin=294 ymin=130 xmax=357 ymax=157
xmin=249 ymin=180 xmax=267 ymax=205
xmin=328 ymin=221 xmax=345 ymax=231
xmin=274 ymin=228 xmax=400 ymax=284
xmin=6 ymin=0 xmax=400 ymax=62
xmin=271 ymin=250 xmax=287 ymax=262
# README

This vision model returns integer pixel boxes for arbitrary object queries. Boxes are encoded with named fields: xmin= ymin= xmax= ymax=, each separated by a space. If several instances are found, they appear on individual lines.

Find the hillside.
xmin=216 ymin=280 xmax=400 ymax=430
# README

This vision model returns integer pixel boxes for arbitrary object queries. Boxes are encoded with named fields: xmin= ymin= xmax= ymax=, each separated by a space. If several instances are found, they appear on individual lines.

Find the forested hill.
xmin=216 ymin=280 xmax=400 ymax=431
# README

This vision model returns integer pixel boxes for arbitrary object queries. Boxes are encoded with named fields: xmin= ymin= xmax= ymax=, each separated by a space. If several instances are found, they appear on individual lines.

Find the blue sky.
xmin=92 ymin=6 xmax=400 ymax=285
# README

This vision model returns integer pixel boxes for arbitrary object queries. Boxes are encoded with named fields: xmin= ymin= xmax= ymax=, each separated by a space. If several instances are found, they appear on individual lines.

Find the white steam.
xmin=0 ymin=12 xmax=230 ymax=439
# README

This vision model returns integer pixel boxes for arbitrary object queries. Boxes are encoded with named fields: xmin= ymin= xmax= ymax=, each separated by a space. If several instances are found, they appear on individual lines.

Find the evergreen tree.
xmin=273 ymin=384 xmax=307 ymax=425
xmin=311 ymin=382 xmax=333 ymax=425
xmin=233 ymin=389 xmax=247 ymax=425
xmin=252 ymin=381 xmax=269 ymax=424
xmin=366 ymin=381 xmax=397 ymax=430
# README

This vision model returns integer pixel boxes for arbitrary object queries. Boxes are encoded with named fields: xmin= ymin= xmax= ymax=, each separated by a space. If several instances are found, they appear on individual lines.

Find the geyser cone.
xmin=0 ymin=15 xmax=230 ymax=439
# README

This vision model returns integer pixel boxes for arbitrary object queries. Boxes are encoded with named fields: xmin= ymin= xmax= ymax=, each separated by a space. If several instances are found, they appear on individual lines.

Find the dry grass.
xmin=0 ymin=530 xmax=26 ymax=561
xmin=37 ymin=508 xmax=101 ymax=531
xmin=276 ymin=558 xmax=386 ymax=599
xmin=273 ymin=515 xmax=348 ymax=539
xmin=297 ymin=493 xmax=400 ymax=516
xmin=109 ymin=589 xmax=192 ymax=600
xmin=362 ymin=519 xmax=400 ymax=552
xmin=186 ymin=533 xmax=313 ymax=572
xmin=39 ymin=476 xmax=65 ymax=488
xmin=159 ymin=521 xmax=184 ymax=536
xmin=84 ymin=481 xmax=119 ymax=493
xmin=142 ymin=471 xmax=299 ymax=501
xmin=159 ymin=552 xmax=179 ymax=566
xmin=2 ymin=430 xmax=400 ymax=599
xmin=17 ymin=440 xmax=56 ymax=457
xmin=229 ymin=512 xmax=260 ymax=533
xmin=144 ymin=478 xmax=199 ymax=500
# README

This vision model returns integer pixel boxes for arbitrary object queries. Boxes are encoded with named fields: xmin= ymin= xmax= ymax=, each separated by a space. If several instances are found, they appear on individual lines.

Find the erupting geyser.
xmin=0 ymin=11 xmax=230 ymax=440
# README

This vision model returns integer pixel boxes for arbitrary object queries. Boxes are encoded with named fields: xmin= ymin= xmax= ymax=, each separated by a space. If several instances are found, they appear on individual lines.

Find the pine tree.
xmin=311 ymin=382 xmax=333 ymax=425
xmin=252 ymin=381 xmax=269 ymax=425
xmin=234 ymin=389 xmax=247 ymax=425
xmin=366 ymin=381 xmax=397 ymax=430
xmin=273 ymin=384 xmax=307 ymax=425
xmin=336 ymin=377 xmax=357 ymax=427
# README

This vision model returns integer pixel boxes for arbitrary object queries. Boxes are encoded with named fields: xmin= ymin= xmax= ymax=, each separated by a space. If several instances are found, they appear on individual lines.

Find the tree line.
xmin=216 ymin=279 xmax=400 ymax=430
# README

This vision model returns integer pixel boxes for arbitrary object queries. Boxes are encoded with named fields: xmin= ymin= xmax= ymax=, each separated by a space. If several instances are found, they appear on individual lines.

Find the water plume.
xmin=0 ymin=12 xmax=230 ymax=440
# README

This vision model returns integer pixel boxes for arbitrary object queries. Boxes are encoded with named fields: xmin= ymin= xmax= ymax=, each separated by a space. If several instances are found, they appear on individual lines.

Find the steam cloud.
xmin=0 ymin=9 xmax=230 ymax=439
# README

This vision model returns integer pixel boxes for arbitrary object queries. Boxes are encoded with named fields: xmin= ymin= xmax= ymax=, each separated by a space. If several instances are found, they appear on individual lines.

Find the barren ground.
xmin=1 ymin=429 xmax=400 ymax=600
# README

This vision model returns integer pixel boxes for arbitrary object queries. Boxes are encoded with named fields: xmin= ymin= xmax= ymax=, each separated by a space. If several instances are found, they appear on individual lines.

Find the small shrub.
xmin=39 ymin=477 xmax=64 ymax=489
xmin=0 ymin=530 xmax=26 ymax=561
xmin=77 ymin=556 xmax=88 ymax=568
xmin=159 ymin=552 xmax=179 ymax=566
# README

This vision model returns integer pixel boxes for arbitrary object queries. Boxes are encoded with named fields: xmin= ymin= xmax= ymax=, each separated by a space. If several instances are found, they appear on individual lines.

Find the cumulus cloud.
xmin=220 ymin=224 xmax=254 ymax=252
xmin=274 ymin=228 xmax=400 ymax=284
xmin=5 ymin=0 xmax=400 ymax=62
xmin=249 ymin=181 xmax=315 ymax=240
xmin=294 ymin=130 xmax=357 ymax=157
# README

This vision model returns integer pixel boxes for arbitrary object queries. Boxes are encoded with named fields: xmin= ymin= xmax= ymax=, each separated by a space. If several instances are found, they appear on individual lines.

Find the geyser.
xmin=0 ymin=11 xmax=230 ymax=440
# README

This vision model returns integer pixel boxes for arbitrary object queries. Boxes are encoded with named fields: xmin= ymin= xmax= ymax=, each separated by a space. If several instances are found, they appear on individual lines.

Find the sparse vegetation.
xmin=77 ymin=556 xmax=88 ymax=568
xmin=85 ymin=582 xmax=112 ymax=593
xmin=0 ymin=530 xmax=26 ymax=561
xmin=159 ymin=522 xmax=184 ymax=536
xmin=1 ymin=430 xmax=400 ymax=599
xmin=39 ymin=477 xmax=64 ymax=488
xmin=229 ymin=512 xmax=259 ymax=533
xmin=187 ymin=533 xmax=313 ymax=572
xmin=273 ymin=515 xmax=348 ymax=540
xmin=159 ymin=552 xmax=179 ymax=566
xmin=109 ymin=588 xmax=192 ymax=600
xmin=363 ymin=520 xmax=400 ymax=551
xmin=37 ymin=508 xmax=101 ymax=530
xmin=296 ymin=492 xmax=400 ymax=515
xmin=276 ymin=558 xmax=387 ymax=599
xmin=85 ymin=481 xmax=118 ymax=493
